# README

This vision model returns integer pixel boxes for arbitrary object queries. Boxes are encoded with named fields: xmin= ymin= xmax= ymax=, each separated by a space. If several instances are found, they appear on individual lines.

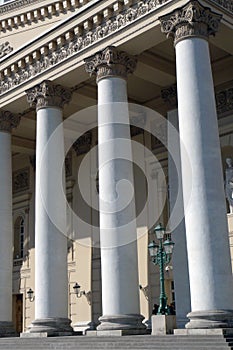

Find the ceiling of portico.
xmin=60 ymin=38 xmax=233 ymax=120
xmin=10 ymin=34 xmax=233 ymax=156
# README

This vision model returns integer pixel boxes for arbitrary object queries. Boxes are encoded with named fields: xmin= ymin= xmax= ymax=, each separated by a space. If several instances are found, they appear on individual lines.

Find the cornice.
xmin=0 ymin=0 xmax=45 ymax=15
xmin=0 ymin=0 xmax=172 ymax=97
xmin=0 ymin=0 xmax=92 ymax=30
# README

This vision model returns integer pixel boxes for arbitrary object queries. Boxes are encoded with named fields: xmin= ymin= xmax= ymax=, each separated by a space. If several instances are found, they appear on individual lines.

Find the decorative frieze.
xmin=0 ymin=0 xmax=170 ymax=96
xmin=26 ymin=80 xmax=72 ymax=110
xmin=210 ymin=0 xmax=233 ymax=14
xmin=85 ymin=46 xmax=137 ymax=81
xmin=0 ymin=42 xmax=13 ymax=58
xmin=13 ymin=168 xmax=30 ymax=194
xmin=160 ymin=1 xmax=222 ymax=44
xmin=73 ymin=131 xmax=92 ymax=155
xmin=161 ymin=84 xmax=177 ymax=108
xmin=216 ymin=87 xmax=233 ymax=117
xmin=65 ymin=152 xmax=72 ymax=177
xmin=161 ymin=83 xmax=233 ymax=116
xmin=0 ymin=110 xmax=20 ymax=132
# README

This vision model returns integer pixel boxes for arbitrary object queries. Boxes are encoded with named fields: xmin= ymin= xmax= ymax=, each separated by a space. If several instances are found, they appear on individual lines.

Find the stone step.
xmin=2 ymin=335 xmax=233 ymax=341
xmin=0 ymin=335 xmax=232 ymax=350
xmin=0 ymin=346 xmax=230 ymax=349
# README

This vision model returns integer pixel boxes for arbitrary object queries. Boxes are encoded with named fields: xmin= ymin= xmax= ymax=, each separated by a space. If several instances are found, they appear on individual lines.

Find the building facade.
xmin=0 ymin=0 xmax=233 ymax=336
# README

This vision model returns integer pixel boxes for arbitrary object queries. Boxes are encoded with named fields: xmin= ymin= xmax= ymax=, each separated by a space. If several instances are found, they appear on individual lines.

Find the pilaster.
xmin=0 ymin=110 xmax=20 ymax=337
xmin=0 ymin=110 xmax=20 ymax=133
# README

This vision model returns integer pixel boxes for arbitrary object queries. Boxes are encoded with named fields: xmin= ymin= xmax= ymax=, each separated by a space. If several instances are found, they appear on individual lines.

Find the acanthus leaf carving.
xmin=0 ymin=110 xmax=21 ymax=132
xmin=0 ymin=41 xmax=13 ymax=58
xmin=160 ymin=1 xmax=222 ymax=44
xmin=84 ymin=46 xmax=137 ymax=81
xmin=26 ymin=80 xmax=72 ymax=110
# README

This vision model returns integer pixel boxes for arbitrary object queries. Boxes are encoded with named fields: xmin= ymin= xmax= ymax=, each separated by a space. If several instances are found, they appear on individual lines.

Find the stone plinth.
xmin=151 ymin=315 xmax=176 ymax=335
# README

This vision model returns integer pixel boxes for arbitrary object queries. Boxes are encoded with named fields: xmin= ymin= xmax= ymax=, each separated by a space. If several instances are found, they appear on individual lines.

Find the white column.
xmin=85 ymin=46 xmax=145 ymax=332
xmin=165 ymin=101 xmax=191 ymax=328
xmin=26 ymin=80 xmax=73 ymax=336
xmin=0 ymin=111 xmax=20 ymax=337
xmin=161 ymin=1 xmax=233 ymax=328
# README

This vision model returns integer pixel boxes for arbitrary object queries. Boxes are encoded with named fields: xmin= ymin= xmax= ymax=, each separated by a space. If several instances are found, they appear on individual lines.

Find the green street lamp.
xmin=148 ymin=223 xmax=175 ymax=315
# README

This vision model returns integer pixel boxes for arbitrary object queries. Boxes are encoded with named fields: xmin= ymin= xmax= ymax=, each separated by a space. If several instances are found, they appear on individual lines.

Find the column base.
xmin=97 ymin=314 xmax=146 ymax=332
xmin=0 ymin=322 xmax=17 ymax=337
xmin=25 ymin=318 xmax=73 ymax=336
xmin=186 ymin=310 xmax=233 ymax=329
xmin=176 ymin=316 xmax=190 ymax=329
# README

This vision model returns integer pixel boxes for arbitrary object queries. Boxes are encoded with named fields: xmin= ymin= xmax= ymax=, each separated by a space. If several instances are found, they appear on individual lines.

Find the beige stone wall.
xmin=12 ymin=134 xmax=233 ymax=331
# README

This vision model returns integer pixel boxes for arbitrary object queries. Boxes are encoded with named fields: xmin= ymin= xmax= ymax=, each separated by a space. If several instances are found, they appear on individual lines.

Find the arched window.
xmin=14 ymin=217 xmax=25 ymax=259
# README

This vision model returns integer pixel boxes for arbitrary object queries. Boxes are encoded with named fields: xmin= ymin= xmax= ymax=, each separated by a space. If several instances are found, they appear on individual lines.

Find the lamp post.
xmin=148 ymin=223 xmax=174 ymax=315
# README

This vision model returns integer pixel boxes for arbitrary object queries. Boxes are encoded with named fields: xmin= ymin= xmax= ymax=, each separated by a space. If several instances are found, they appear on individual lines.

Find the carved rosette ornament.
xmin=85 ymin=46 xmax=137 ymax=82
xmin=26 ymin=80 xmax=72 ymax=111
xmin=0 ymin=110 xmax=20 ymax=133
xmin=160 ymin=1 xmax=222 ymax=44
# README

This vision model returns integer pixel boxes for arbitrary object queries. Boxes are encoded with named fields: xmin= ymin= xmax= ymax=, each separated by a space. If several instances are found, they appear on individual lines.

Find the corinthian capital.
xmin=26 ymin=80 xmax=72 ymax=111
xmin=0 ymin=110 xmax=21 ymax=133
xmin=160 ymin=1 xmax=222 ymax=45
xmin=85 ymin=46 xmax=137 ymax=82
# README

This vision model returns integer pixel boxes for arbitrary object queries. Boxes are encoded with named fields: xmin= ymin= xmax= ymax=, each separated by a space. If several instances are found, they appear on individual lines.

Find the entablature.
xmin=0 ymin=0 xmax=232 ymax=110
xmin=0 ymin=0 xmax=176 ymax=105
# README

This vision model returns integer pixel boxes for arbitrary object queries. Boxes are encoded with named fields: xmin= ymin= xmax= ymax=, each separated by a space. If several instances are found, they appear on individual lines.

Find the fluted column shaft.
xmin=161 ymin=1 xmax=233 ymax=328
xmin=0 ymin=111 xmax=20 ymax=337
xmin=26 ymin=81 xmax=73 ymax=336
xmin=85 ymin=47 xmax=145 ymax=332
